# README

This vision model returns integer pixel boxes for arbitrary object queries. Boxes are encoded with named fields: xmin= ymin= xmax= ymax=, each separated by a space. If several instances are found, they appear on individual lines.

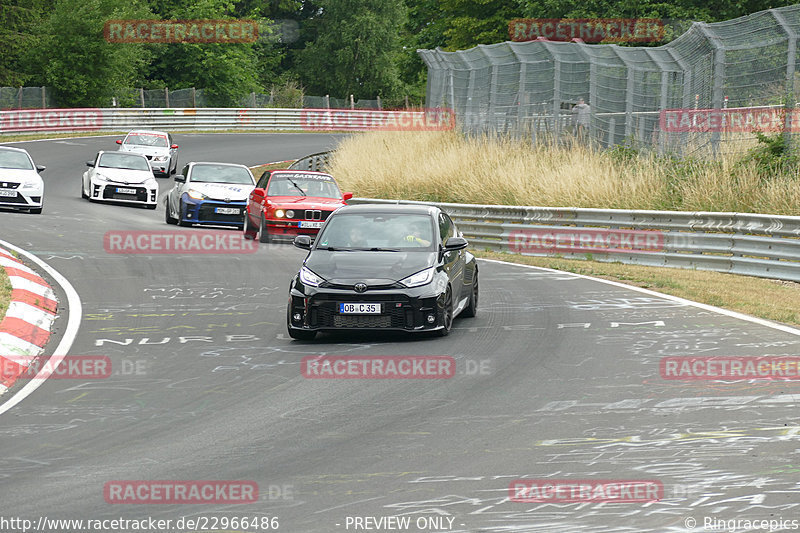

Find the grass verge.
xmin=0 ymin=265 xmax=10 ymax=325
xmin=475 ymin=250 xmax=800 ymax=327
xmin=250 ymin=160 xmax=299 ymax=177
xmin=328 ymin=130 xmax=800 ymax=215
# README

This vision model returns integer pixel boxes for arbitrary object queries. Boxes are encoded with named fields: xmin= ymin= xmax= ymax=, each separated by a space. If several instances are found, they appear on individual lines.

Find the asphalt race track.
xmin=2 ymin=133 xmax=800 ymax=533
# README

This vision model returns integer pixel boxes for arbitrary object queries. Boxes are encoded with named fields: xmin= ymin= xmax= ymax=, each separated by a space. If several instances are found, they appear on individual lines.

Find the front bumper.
xmin=90 ymin=181 xmax=157 ymax=206
xmin=288 ymin=281 xmax=446 ymax=333
xmin=0 ymin=185 xmax=43 ymax=210
xmin=182 ymin=197 xmax=247 ymax=227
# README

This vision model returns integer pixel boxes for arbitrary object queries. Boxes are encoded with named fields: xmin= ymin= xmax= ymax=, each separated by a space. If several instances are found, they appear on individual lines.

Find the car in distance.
xmin=0 ymin=146 xmax=45 ymax=214
xmin=164 ymin=162 xmax=256 ymax=228
xmin=243 ymin=170 xmax=352 ymax=243
xmin=287 ymin=204 xmax=478 ymax=340
xmin=81 ymin=151 xmax=158 ymax=209
xmin=116 ymin=130 xmax=178 ymax=177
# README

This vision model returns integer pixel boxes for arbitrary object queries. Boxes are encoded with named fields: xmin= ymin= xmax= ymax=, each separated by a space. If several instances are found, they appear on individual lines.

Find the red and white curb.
xmin=0 ymin=247 xmax=58 ymax=395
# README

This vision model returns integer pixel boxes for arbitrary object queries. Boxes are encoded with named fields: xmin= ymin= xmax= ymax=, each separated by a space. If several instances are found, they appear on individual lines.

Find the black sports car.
xmin=287 ymin=204 xmax=479 ymax=340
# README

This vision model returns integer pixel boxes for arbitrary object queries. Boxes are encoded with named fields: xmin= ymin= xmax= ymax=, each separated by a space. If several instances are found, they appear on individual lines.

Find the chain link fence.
xmin=419 ymin=5 xmax=800 ymax=157
xmin=1 ymin=87 xmax=385 ymax=111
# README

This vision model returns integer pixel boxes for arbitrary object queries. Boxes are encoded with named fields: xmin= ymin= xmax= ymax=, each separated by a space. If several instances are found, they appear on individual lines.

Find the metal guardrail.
xmin=289 ymin=152 xmax=330 ymax=172
xmin=0 ymin=107 xmax=449 ymax=135
xmin=347 ymin=197 xmax=800 ymax=283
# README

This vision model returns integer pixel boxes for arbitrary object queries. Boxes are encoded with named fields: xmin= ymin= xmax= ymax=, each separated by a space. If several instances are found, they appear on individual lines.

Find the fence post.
xmin=324 ymin=94 xmax=330 ymax=109
xmin=350 ymin=94 xmax=355 ymax=109
xmin=771 ymin=9 xmax=797 ymax=151
xmin=269 ymin=87 xmax=275 ymax=107
xmin=377 ymin=95 xmax=381 ymax=110
xmin=191 ymin=87 xmax=197 ymax=107
xmin=41 ymin=87 xmax=46 ymax=109
xmin=140 ymin=88 xmax=145 ymax=108
xmin=607 ymin=118 xmax=616 ymax=148
xmin=18 ymin=87 xmax=22 ymax=109
xmin=251 ymin=91 xmax=256 ymax=107
xmin=165 ymin=87 xmax=170 ymax=108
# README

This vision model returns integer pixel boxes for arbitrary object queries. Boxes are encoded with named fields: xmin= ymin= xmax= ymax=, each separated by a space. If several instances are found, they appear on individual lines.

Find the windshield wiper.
xmin=286 ymin=178 xmax=306 ymax=196
xmin=348 ymin=247 xmax=401 ymax=252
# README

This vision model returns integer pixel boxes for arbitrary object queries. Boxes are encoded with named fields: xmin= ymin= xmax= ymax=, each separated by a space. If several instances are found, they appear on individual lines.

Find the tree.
xmin=144 ymin=0 xmax=261 ymax=106
xmin=297 ymin=0 xmax=407 ymax=100
xmin=0 ymin=0 xmax=49 ymax=86
xmin=23 ymin=0 xmax=152 ymax=107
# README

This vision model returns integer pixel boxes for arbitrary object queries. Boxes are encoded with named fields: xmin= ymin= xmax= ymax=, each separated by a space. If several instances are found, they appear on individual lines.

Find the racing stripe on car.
xmin=0 ymin=246 xmax=58 ymax=394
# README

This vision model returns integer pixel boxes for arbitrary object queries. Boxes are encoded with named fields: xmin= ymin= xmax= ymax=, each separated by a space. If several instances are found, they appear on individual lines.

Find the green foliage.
xmin=738 ymin=131 xmax=799 ymax=177
xmin=269 ymin=79 xmax=305 ymax=107
xmin=0 ymin=1 xmax=49 ymax=86
xmin=23 ymin=0 xmax=152 ymax=107
xmin=297 ymin=0 xmax=407 ymax=100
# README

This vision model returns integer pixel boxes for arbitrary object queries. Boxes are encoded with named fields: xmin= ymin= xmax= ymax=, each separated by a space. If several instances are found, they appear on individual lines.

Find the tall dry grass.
xmin=327 ymin=131 xmax=800 ymax=214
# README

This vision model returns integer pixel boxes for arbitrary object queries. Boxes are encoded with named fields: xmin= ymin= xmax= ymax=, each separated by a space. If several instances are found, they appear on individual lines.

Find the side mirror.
xmin=251 ymin=187 xmax=265 ymax=196
xmin=86 ymin=161 xmax=95 ymax=167
xmin=36 ymin=165 xmax=46 ymax=173
xmin=171 ymin=144 xmax=179 ymax=149
xmin=174 ymin=174 xmax=186 ymax=182
xmin=444 ymin=236 xmax=469 ymax=251
xmin=342 ymin=192 xmax=353 ymax=201
xmin=115 ymin=140 xmax=122 ymax=145
xmin=293 ymin=235 xmax=312 ymax=250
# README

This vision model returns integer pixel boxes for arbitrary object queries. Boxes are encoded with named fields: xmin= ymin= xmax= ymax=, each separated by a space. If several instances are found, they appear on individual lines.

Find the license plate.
xmin=339 ymin=303 xmax=381 ymax=314
xmin=299 ymin=220 xmax=323 ymax=229
xmin=215 ymin=207 xmax=240 ymax=215
xmin=0 ymin=190 xmax=16 ymax=197
xmin=116 ymin=187 xmax=137 ymax=195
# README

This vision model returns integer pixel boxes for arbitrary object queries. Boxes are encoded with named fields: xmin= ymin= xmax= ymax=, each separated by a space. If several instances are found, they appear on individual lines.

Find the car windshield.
xmin=267 ymin=173 xmax=341 ymax=198
xmin=190 ymin=164 xmax=254 ymax=184
xmin=98 ymin=152 xmax=151 ymax=171
xmin=0 ymin=150 xmax=34 ymax=170
xmin=124 ymin=133 xmax=168 ymax=147
xmin=315 ymin=213 xmax=435 ymax=250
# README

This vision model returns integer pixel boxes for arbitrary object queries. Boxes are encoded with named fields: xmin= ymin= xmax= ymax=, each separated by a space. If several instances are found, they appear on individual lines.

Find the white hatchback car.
xmin=82 ymin=151 xmax=158 ymax=209
xmin=116 ymin=130 xmax=178 ymax=177
xmin=0 ymin=146 xmax=45 ymax=214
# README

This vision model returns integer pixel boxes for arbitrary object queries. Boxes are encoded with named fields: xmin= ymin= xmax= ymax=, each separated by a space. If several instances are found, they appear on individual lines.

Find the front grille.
xmin=103 ymin=185 xmax=148 ymax=201
xmin=198 ymin=203 xmax=245 ymax=224
xmin=305 ymin=209 xmax=322 ymax=220
xmin=333 ymin=315 xmax=392 ymax=328
xmin=0 ymin=193 xmax=26 ymax=204
xmin=313 ymin=293 xmax=409 ymax=302
xmin=312 ymin=301 xmax=408 ymax=328
xmin=0 ymin=182 xmax=20 ymax=189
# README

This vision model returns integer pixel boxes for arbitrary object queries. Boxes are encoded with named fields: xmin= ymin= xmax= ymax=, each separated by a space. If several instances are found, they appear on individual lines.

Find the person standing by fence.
xmin=572 ymin=97 xmax=591 ymax=141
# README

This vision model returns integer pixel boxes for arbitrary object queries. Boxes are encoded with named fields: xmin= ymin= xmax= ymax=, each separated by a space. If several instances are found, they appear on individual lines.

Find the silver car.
xmin=0 ymin=146 xmax=45 ymax=214
xmin=116 ymin=130 xmax=178 ymax=177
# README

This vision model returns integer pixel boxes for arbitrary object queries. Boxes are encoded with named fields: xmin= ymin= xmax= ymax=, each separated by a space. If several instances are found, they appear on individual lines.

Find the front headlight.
xmin=274 ymin=209 xmax=285 ymax=218
xmin=94 ymin=173 xmax=113 ymax=182
xmin=22 ymin=180 xmax=39 ymax=189
xmin=399 ymin=267 xmax=435 ymax=288
xmin=299 ymin=266 xmax=325 ymax=287
xmin=186 ymin=189 xmax=207 ymax=200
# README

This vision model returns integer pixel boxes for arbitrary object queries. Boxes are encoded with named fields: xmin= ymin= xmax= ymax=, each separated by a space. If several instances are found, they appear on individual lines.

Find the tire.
xmin=243 ymin=211 xmax=258 ymax=240
xmin=81 ymin=180 xmax=88 ymax=199
xmin=435 ymin=287 xmax=454 ymax=337
xmin=462 ymin=270 xmax=478 ymax=318
xmin=258 ymin=214 xmax=272 ymax=243
xmin=287 ymin=303 xmax=316 ymax=340
xmin=165 ymin=198 xmax=178 ymax=225
xmin=177 ymin=200 xmax=190 ymax=227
